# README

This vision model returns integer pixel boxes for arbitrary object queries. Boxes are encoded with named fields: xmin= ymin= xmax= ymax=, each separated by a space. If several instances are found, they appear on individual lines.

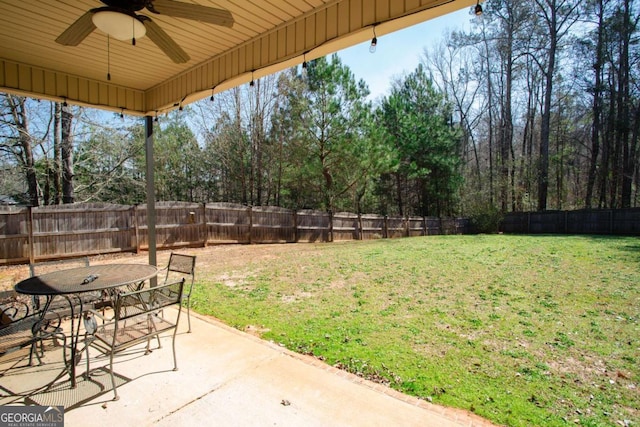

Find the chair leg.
xmin=186 ymin=298 xmax=191 ymax=333
xmin=28 ymin=341 xmax=42 ymax=366
xmin=148 ymin=314 xmax=161 ymax=350
xmin=109 ymin=352 xmax=119 ymax=401
xmin=84 ymin=338 xmax=93 ymax=380
xmin=145 ymin=336 xmax=154 ymax=355
xmin=171 ymin=332 xmax=178 ymax=372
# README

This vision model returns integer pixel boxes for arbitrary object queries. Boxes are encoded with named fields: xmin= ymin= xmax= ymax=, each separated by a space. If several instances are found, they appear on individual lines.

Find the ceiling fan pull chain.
xmin=107 ymin=34 xmax=111 ymax=81
xmin=132 ymin=18 xmax=136 ymax=46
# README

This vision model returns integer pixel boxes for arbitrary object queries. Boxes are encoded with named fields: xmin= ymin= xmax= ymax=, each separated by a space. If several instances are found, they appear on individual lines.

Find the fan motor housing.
xmin=102 ymin=0 xmax=148 ymax=12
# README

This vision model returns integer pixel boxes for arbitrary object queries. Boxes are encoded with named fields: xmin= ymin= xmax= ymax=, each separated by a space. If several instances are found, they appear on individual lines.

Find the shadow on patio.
xmin=1 ymin=308 xmax=496 ymax=427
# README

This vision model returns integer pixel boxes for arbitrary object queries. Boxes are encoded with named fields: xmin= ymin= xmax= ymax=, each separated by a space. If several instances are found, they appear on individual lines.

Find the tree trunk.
xmin=535 ymin=0 xmax=578 ymax=210
xmin=482 ymin=25 xmax=495 ymax=207
xmin=585 ymin=0 xmax=604 ymax=208
xmin=395 ymin=173 xmax=404 ymax=217
xmin=61 ymin=103 xmax=74 ymax=203
xmin=53 ymin=102 xmax=62 ymax=204
xmin=537 ymin=24 xmax=555 ymax=211
xmin=502 ymin=24 xmax=514 ymax=213
xmin=5 ymin=96 xmax=39 ymax=206
xmin=619 ymin=0 xmax=632 ymax=207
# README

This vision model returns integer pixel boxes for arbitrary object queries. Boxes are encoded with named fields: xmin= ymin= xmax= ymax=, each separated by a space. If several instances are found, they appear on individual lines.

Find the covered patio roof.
xmin=1 ymin=0 xmax=474 ymax=116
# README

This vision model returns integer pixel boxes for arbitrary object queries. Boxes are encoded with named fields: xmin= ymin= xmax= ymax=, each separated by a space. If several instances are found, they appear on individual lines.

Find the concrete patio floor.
xmin=1 ymin=308 xmax=498 ymax=427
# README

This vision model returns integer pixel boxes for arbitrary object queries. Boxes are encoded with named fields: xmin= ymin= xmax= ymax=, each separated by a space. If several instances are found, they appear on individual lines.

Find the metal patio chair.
xmin=82 ymin=279 xmax=185 ymax=401
xmin=1 ymin=293 xmax=66 ymax=368
xmin=160 ymin=253 xmax=196 ymax=333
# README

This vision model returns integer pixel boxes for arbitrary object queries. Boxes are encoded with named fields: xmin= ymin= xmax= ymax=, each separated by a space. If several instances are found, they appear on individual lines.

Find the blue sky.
xmin=336 ymin=7 xmax=474 ymax=102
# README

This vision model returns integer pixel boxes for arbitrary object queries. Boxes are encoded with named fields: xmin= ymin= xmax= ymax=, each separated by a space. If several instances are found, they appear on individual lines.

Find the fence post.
xmin=609 ymin=209 xmax=614 ymax=234
xmin=357 ymin=213 xmax=363 ymax=240
xmin=383 ymin=215 xmax=388 ymax=239
xmin=405 ymin=216 xmax=410 ymax=237
xmin=329 ymin=210 xmax=334 ymax=242
xmin=200 ymin=203 xmax=207 ymax=247
xmin=27 ymin=206 xmax=34 ymax=264
xmin=423 ymin=216 xmax=428 ymax=236
xmin=248 ymin=206 xmax=253 ymax=244
xmin=132 ymin=205 xmax=140 ymax=254
xmin=293 ymin=210 xmax=298 ymax=243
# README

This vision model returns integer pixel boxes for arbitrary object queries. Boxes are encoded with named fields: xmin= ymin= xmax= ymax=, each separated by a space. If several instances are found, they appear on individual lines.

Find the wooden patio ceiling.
xmin=0 ymin=0 xmax=474 ymax=116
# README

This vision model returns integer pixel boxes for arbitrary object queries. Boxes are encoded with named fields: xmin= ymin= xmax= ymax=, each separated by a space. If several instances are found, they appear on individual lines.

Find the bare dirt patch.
xmin=0 ymin=243 xmax=324 ymax=293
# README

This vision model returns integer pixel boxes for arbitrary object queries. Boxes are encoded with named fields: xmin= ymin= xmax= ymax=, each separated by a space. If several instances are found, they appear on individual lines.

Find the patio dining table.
xmin=14 ymin=263 xmax=159 ymax=388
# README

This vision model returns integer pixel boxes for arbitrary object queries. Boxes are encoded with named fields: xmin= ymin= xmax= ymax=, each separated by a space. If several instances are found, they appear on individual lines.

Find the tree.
xmin=583 ymin=0 xmax=608 ymax=208
xmin=533 ymin=0 xmax=580 ymax=210
xmin=74 ymin=115 xmax=146 ymax=204
xmin=61 ymin=103 xmax=75 ymax=203
xmin=285 ymin=55 xmax=379 ymax=212
xmin=0 ymin=95 xmax=40 ymax=206
xmin=377 ymin=64 xmax=462 ymax=216
xmin=424 ymin=32 xmax=483 ymax=202
xmin=575 ymin=0 xmax=640 ymax=208
xmin=153 ymin=111 xmax=203 ymax=202
xmin=268 ymin=68 xmax=308 ymax=207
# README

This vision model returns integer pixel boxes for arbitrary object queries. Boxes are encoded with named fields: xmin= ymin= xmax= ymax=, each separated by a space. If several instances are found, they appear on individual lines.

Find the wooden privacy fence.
xmin=0 ymin=202 xmax=469 ymax=265
xmin=500 ymin=208 xmax=640 ymax=235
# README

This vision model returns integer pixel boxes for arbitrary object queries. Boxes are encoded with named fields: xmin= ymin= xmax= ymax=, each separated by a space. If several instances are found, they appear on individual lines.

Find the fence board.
xmin=386 ymin=217 xmax=406 ymax=238
xmin=137 ymin=202 xmax=204 ymax=249
xmin=407 ymin=217 xmax=424 ymax=237
xmin=251 ymin=206 xmax=295 ymax=243
xmin=613 ymin=209 xmax=640 ymax=234
xmin=501 ymin=208 xmax=640 ymax=235
xmin=28 ymin=203 xmax=134 ymax=262
xmin=360 ymin=214 xmax=385 ymax=240
xmin=296 ymin=210 xmax=330 ymax=242
xmin=206 ymin=203 xmax=251 ymax=244
xmin=332 ymin=212 xmax=359 ymax=241
xmin=0 ymin=207 xmax=29 ymax=263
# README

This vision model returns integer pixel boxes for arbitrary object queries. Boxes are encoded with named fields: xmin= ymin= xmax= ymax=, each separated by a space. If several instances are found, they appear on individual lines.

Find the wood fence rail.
xmin=0 ymin=202 xmax=469 ymax=265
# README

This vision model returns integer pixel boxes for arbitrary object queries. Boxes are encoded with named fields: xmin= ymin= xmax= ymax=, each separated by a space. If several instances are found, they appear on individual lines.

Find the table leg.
xmin=65 ymin=295 xmax=83 ymax=388
xmin=38 ymin=295 xmax=83 ymax=388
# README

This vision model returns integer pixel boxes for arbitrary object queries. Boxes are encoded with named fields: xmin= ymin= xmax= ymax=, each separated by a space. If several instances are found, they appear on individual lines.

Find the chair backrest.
xmin=163 ymin=253 xmax=196 ymax=293
xmin=29 ymin=257 xmax=92 ymax=312
xmin=0 ymin=297 xmax=47 ymax=355
xmin=115 ymin=279 xmax=185 ymax=322
xmin=0 ymin=298 xmax=30 ymax=327
xmin=29 ymin=256 xmax=90 ymax=277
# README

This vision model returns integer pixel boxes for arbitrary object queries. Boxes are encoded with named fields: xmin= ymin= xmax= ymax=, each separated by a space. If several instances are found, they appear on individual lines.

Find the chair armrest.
xmin=83 ymin=308 xmax=114 ymax=336
xmin=85 ymin=308 xmax=110 ymax=322
xmin=162 ymin=278 xmax=185 ymax=286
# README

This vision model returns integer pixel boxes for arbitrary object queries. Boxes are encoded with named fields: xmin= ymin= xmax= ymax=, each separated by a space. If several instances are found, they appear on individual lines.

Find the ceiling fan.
xmin=56 ymin=0 xmax=234 ymax=64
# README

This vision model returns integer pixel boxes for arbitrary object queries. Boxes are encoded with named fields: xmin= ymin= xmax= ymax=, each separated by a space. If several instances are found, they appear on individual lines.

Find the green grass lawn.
xmin=191 ymin=235 xmax=640 ymax=427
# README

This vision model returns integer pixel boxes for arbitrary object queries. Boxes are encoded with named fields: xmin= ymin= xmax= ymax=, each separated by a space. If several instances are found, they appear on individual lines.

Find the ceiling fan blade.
xmin=56 ymin=10 xmax=96 ymax=46
xmin=150 ymin=0 xmax=234 ymax=27
xmin=143 ymin=18 xmax=190 ymax=63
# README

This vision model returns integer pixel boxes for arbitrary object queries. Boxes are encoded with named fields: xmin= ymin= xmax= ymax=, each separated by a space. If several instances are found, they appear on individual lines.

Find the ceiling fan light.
xmin=92 ymin=11 xmax=146 ymax=41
